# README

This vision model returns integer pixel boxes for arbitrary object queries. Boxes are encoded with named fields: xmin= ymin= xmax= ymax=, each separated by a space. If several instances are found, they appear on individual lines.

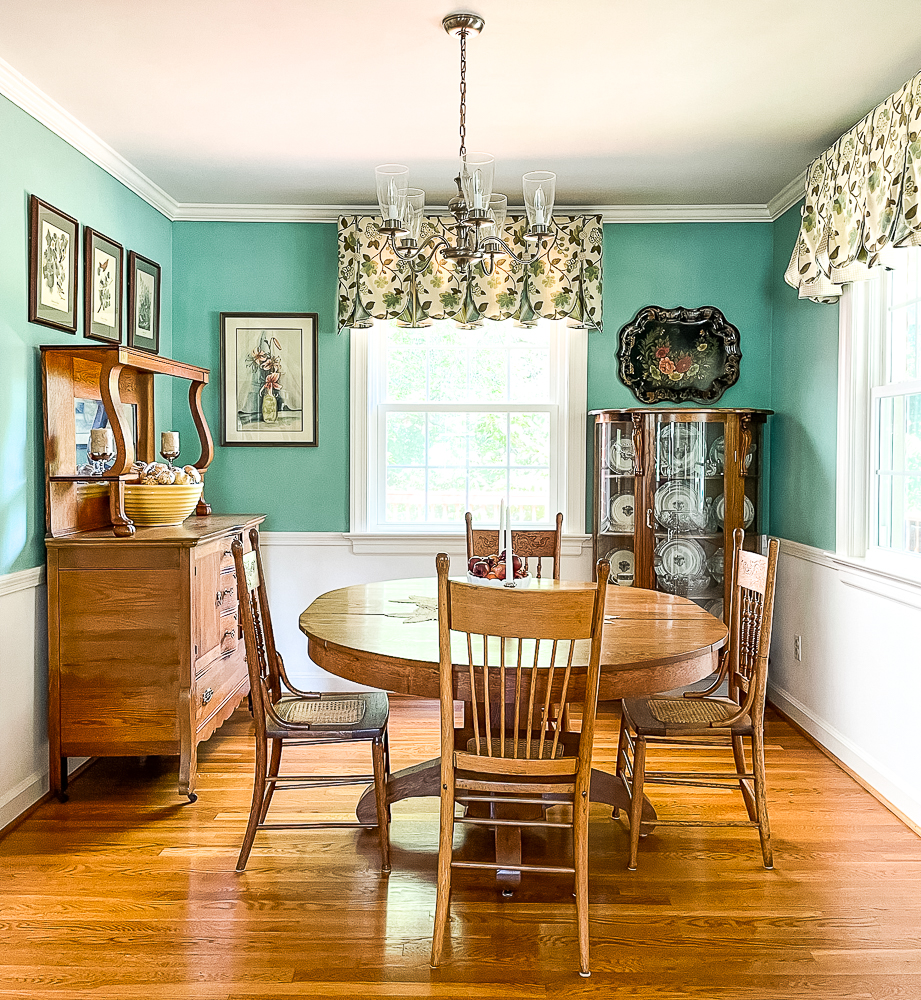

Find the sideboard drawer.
xmin=196 ymin=650 xmax=247 ymax=730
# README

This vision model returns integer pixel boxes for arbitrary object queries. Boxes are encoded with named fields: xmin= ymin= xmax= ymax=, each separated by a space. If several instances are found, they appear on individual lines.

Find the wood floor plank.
xmin=1 ymin=699 xmax=919 ymax=996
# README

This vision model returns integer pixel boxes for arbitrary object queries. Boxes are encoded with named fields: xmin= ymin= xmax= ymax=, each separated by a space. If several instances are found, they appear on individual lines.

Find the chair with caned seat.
xmin=231 ymin=529 xmax=390 ymax=874
xmin=465 ymin=511 xmax=563 ymax=580
xmin=430 ymin=553 xmax=609 ymax=977
xmin=616 ymin=528 xmax=779 ymax=870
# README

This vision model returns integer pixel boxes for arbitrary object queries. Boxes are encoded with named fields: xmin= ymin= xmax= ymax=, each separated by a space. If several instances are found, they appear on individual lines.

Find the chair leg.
xmin=236 ymin=736 xmax=268 ymax=872
xmin=751 ymin=730 xmax=773 ymax=869
xmin=383 ymin=728 xmax=392 ymax=821
xmin=731 ymin=734 xmax=758 ymax=822
xmin=258 ymin=738 xmax=283 ymax=825
xmin=573 ymin=790 xmax=591 ymax=977
xmin=371 ymin=737 xmax=391 ymax=874
xmin=628 ymin=734 xmax=647 ymax=871
xmin=430 ymin=776 xmax=456 ymax=969
xmin=614 ymin=712 xmax=628 ymax=818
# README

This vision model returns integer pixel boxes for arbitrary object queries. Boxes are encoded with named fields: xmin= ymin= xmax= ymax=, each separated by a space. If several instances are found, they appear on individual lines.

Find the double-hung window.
xmin=839 ymin=247 xmax=921 ymax=577
xmin=350 ymin=317 xmax=586 ymax=539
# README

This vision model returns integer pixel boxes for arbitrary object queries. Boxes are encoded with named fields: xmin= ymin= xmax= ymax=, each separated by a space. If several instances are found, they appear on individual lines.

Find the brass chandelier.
xmin=375 ymin=12 xmax=557 ymax=274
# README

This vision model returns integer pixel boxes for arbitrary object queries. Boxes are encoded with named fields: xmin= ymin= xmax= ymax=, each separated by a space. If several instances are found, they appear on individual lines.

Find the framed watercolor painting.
xmin=127 ymin=251 xmax=161 ymax=353
xmin=220 ymin=312 xmax=319 ymax=447
xmin=29 ymin=195 xmax=79 ymax=333
xmin=83 ymin=228 xmax=123 ymax=343
xmin=617 ymin=304 xmax=742 ymax=404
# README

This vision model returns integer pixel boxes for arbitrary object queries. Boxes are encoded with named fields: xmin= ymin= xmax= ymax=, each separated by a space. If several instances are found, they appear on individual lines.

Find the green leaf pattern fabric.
xmin=785 ymin=70 xmax=921 ymax=302
xmin=338 ymin=214 xmax=603 ymax=330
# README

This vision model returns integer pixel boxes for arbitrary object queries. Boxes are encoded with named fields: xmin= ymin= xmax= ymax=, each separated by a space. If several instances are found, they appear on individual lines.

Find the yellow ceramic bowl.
xmin=123 ymin=483 xmax=203 ymax=526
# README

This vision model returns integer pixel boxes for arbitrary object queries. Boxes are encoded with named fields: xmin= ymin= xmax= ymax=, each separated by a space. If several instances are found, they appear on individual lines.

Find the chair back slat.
xmin=726 ymin=529 xmax=779 ymax=718
xmin=465 ymin=512 xmax=563 ymax=581
xmin=232 ymin=529 xmax=284 ymax=738
xmin=437 ymin=555 xmax=609 ymax=773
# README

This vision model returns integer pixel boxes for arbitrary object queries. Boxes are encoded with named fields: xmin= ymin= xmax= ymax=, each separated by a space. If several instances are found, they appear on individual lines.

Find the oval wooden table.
xmin=299 ymin=577 xmax=727 ymax=883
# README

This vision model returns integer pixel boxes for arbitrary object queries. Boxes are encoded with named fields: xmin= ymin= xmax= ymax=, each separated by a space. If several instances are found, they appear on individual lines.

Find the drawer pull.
xmin=222 ymin=549 xmax=233 ymax=558
xmin=202 ymin=687 xmax=214 ymax=706
xmin=223 ymin=627 xmax=236 ymax=639
xmin=215 ymin=587 xmax=235 ymax=607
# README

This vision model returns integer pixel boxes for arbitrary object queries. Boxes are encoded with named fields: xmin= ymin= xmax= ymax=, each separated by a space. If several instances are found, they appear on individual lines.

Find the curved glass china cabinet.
xmin=589 ymin=408 xmax=772 ymax=622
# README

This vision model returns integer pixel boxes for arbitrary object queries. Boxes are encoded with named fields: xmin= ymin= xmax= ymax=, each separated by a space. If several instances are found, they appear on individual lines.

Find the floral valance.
xmin=785 ymin=69 xmax=921 ymax=302
xmin=337 ymin=214 xmax=603 ymax=330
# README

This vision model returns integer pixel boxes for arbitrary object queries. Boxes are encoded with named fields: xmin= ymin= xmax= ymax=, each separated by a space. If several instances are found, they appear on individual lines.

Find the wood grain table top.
xmin=300 ymin=578 xmax=728 ymax=701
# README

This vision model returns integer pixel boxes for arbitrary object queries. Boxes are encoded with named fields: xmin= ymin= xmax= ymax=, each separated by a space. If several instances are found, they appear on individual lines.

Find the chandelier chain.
xmin=458 ymin=29 xmax=467 ymax=159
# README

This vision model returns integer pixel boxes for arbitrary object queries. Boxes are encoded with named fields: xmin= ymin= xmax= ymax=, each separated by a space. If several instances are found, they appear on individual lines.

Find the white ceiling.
xmin=2 ymin=0 xmax=921 ymax=211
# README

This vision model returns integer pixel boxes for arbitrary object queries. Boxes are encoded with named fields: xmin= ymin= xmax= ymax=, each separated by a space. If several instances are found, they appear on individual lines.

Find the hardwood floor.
xmin=2 ymin=697 xmax=920 ymax=999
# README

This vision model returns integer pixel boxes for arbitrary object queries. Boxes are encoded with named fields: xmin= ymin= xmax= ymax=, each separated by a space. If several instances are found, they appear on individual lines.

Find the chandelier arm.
xmin=478 ymin=236 xmax=541 ymax=265
xmin=388 ymin=231 xmax=452 ymax=271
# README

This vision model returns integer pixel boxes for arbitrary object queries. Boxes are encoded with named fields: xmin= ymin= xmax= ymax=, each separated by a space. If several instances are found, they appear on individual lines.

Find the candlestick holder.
xmin=159 ymin=444 xmax=180 ymax=467
xmin=86 ymin=445 xmax=114 ymax=476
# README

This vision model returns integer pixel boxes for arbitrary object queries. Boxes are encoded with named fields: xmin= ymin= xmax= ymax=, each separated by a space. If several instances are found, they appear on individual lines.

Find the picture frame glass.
xmin=128 ymin=252 xmax=160 ymax=353
xmin=85 ymin=230 xmax=123 ymax=343
xmin=29 ymin=196 xmax=79 ymax=333
xmin=221 ymin=313 xmax=318 ymax=446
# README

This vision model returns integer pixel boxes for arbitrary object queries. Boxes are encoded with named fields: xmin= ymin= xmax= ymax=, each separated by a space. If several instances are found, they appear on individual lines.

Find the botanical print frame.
xmin=127 ymin=251 xmax=161 ymax=353
xmin=29 ymin=195 xmax=79 ymax=333
xmin=220 ymin=312 xmax=319 ymax=447
xmin=83 ymin=228 xmax=123 ymax=343
xmin=617 ymin=305 xmax=742 ymax=404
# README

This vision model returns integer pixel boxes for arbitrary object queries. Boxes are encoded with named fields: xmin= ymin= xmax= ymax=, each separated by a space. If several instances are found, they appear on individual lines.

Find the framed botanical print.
xmin=29 ymin=195 xmax=79 ymax=333
xmin=83 ymin=229 xmax=123 ymax=343
xmin=127 ymin=251 xmax=161 ymax=353
xmin=220 ymin=312 xmax=319 ymax=447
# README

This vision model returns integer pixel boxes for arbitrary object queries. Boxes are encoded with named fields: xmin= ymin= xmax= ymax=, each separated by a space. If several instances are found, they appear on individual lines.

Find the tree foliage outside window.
xmin=378 ymin=319 xmax=555 ymax=526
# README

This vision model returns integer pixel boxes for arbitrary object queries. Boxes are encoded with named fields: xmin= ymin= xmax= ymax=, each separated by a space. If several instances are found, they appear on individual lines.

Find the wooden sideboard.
xmin=47 ymin=514 xmax=264 ymax=801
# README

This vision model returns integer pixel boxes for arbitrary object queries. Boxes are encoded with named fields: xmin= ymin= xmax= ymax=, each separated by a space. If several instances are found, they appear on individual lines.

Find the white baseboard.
xmin=769 ymin=682 xmax=921 ymax=831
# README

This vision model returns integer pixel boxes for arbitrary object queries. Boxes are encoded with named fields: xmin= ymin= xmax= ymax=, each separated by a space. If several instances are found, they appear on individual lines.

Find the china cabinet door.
xmin=592 ymin=408 xmax=768 ymax=623
xmin=593 ymin=414 xmax=641 ymax=587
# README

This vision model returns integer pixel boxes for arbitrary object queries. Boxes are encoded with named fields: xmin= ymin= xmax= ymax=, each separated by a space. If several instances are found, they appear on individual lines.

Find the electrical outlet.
xmin=793 ymin=634 xmax=802 ymax=661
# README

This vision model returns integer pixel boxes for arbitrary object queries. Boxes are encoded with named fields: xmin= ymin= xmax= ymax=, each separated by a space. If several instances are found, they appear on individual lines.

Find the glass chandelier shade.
xmin=372 ymin=13 xmax=559 ymax=270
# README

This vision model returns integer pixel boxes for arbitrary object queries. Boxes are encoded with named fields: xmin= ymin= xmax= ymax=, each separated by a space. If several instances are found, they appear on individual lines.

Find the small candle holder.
xmin=87 ymin=428 xmax=114 ymax=475
xmin=160 ymin=431 xmax=180 ymax=468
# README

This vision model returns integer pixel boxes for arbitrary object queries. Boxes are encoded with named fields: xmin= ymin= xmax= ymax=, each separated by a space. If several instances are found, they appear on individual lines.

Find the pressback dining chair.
xmin=465 ymin=511 xmax=563 ymax=580
xmin=616 ymin=528 xmax=780 ymax=869
xmin=431 ymin=553 xmax=609 ymax=977
xmin=231 ymin=529 xmax=391 ymax=874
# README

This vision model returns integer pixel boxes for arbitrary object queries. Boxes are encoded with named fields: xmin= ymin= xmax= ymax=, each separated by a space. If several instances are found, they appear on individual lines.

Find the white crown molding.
xmin=767 ymin=169 xmax=807 ymax=221
xmin=0 ymin=55 xmax=178 ymax=220
xmin=0 ymin=565 xmax=45 ymax=599
xmin=1 ymin=53 xmax=804 ymax=226
xmin=172 ymin=202 xmax=774 ymax=224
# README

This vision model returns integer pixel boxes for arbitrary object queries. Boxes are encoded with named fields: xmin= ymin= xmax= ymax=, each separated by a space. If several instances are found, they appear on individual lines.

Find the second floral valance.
xmin=785 ymin=69 xmax=921 ymax=302
xmin=337 ymin=214 xmax=603 ymax=330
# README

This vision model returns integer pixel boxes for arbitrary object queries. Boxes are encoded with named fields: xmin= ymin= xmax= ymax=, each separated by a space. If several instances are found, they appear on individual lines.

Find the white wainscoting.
xmin=259 ymin=532 xmax=595 ymax=693
xmin=0 ymin=566 xmax=52 ymax=829
xmin=769 ymin=539 xmax=921 ymax=830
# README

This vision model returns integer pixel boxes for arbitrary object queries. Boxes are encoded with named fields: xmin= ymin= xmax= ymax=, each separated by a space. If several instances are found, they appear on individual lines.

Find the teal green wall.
xmin=768 ymin=203 xmax=839 ymax=550
xmin=0 ymin=93 xmax=172 ymax=576
xmin=591 ymin=223 xmax=774 ymax=411
xmin=170 ymin=222 xmax=345 ymax=532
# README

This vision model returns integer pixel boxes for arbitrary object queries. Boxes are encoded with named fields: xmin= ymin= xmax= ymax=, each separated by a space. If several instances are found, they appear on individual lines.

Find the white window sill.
xmin=831 ymin=554 xmax=921 ymax=611
xmin=345 ymin=532 xmax=592 ymax=556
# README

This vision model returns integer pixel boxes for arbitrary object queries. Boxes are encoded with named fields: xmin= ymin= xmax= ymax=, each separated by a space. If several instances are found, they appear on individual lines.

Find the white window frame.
xmin=348 ymin=319 xmax=588 ymax=554
xmin=837 ymin=264 xmax=921 ymax=583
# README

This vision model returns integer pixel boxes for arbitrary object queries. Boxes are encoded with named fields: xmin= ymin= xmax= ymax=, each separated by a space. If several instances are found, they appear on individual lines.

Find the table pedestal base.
xmin=355 ymin=759 xmax=657 ymax=883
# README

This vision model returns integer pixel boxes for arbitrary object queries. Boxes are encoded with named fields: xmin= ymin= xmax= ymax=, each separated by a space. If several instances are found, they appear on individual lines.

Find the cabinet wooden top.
xmin=590 ymin=407 xmax=773 ymax=420
xmin=40 ymin=344 xmax=209 ymax=383
xmin=45 ymin=514 xmax=265 ymax=548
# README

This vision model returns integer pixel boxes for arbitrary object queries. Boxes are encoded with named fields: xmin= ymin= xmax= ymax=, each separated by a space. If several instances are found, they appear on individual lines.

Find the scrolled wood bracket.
xmin=631 ymin=413 xmax=645 ymax=476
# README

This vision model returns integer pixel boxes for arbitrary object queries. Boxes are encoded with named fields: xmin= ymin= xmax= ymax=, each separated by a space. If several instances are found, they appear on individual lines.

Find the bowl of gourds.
xmin=122 ymin=462 xmax=203 ymax=526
